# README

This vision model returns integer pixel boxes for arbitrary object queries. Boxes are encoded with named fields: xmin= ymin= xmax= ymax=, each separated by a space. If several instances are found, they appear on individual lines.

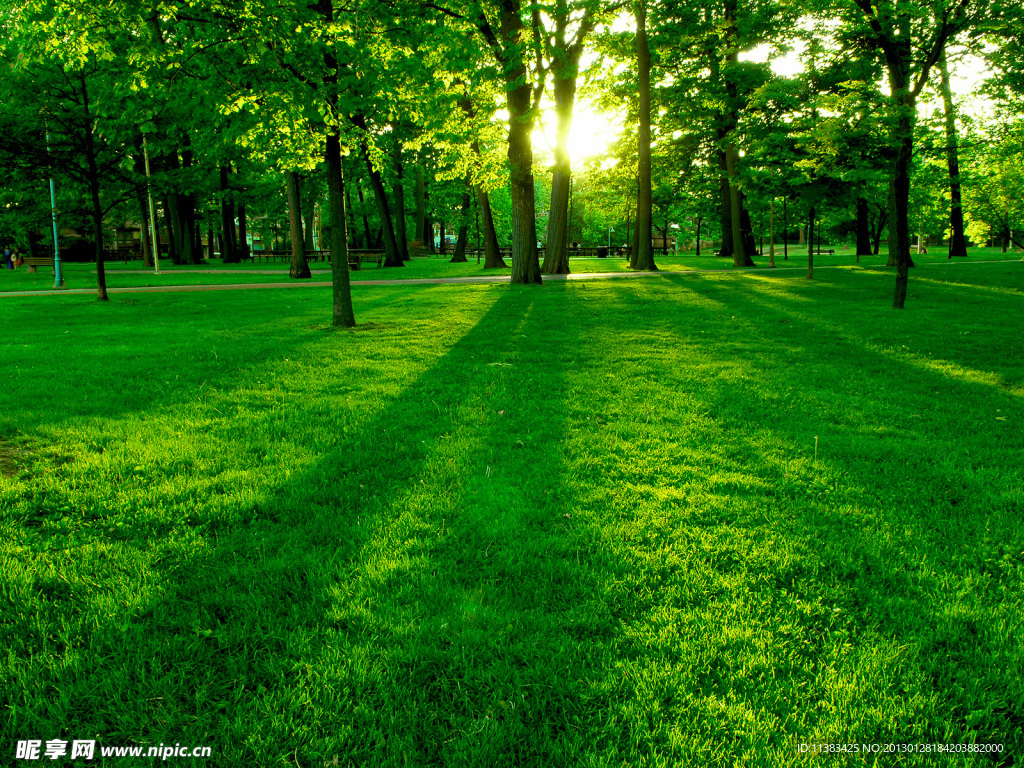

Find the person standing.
xmin=3 ymin=248 xmax=12 ymax=269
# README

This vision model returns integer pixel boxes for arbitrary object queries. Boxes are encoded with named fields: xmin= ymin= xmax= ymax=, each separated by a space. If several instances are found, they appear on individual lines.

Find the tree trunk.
xmin=162 ymin=196 xmax=178 ymax=263
xmin=807 ymin=204 xmax=815 ymax=279
xmin=543 ymin=70 xmax=577 ymax=274
xmin=856 ymin=196 xmax=871 ymax=261
xmin=938 ymin=52 xmax=968 ymax=258
xmin=355 ymin=179 xmax=373 ymax=249
xmin=345 ymin=186 xmax=360 ymax=248
xmin=391 ymin=140 xmax=410 ymax=261
xmin=219 ymin=166 xmax=237 ymax=263
xmin=497 ymin=3 xmax=542 ymax=283
xmin=207 ymin=222 xmax=215 ymax=263
xmin=415 ymin=158 xmax=426 ymax=245
xmin=79 ymin=76 xmax=107 ymax=300
xmin=768 ymin=199 xmax=776 ymax=267
xmin=178 ymin=149 xmax=199 ymax=264
xmin=717 ymin=146 xmax=733 ymax=258
xmin=783 ymin=197 xmax=788 ymax=260
xmin=320 ymin=0 xmax=355 ymax=326
xmin=630 ymin=0 xmax=657 ymax=272
xmin=238 ymin=205 xmax=249 ymax=261
xmin=727 ymin=145 xmax=748 ymax=267
xmin=357 ymin=138 xmax=403 ymax=268
xmin=695 ymin=216 xmax=702 ymax=256
xmin=286 ymin=171 xmax=311 ymax=278
xmin=452 ymin=183 xmax=471 ymax=263
xmin=478 ymin=189 xmax=506 ymax=268
xmin=302 ymin=180 xmax=316 ymax=253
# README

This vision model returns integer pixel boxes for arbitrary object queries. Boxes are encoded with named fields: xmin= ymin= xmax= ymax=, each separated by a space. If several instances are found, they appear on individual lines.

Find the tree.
xmin=841 ymin=0 xmax=983 ymax=307
xmin=629 ymin=0 xmax=656 ymax=271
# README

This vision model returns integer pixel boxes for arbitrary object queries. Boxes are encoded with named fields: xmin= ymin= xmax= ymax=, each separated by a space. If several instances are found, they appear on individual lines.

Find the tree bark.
xmin=478 ymin=189 xmax=506 ymax=268
xmin=302 ymin=180 xmax=316 ymax=253
xmin=807 ymin=205 xmax=815 ymax=279
xmin=219 ymin=166 xmax=238 ymax=263
xmin=391 ymin=140 xmax=410 ymax=261
xmin=355 ymin=179 xmax=373 ymax=249
xmin=356 ymin=137 xmax=403 ymax=268
xmin=238 ymin=204 xmax=249 ymax=261
xmin=286 ymin=171 xmax=311 ymax=278
xmin=79 ymin=76 xmax=107 ymax=300
xmin=319 ymin=0 xmax=355 ymax=326
xmin=345 ymin=186 xmax=360 ymax=248
xmin=938 ymin=52 xmax=968 ymax=258
xmin=492 ymin=2 xmax=542 ymax=283
xmin=452 ymin=182 xmax=472 ymax=263
xmin=856 ymin=196 xmax=871 ymax=260
xmin=415 ymin=155 xmax=427 ymax=252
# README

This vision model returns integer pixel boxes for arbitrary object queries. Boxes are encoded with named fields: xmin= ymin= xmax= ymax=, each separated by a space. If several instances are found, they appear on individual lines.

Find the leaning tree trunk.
xmin=355 ymin=179 xmax=373 ymax=249
xmin=286 ymin=172 xmax=311 ymax=278
xmin=630 ymin=0 xmax=657 ymax=272
xmin=478 ymin=189 xmax=506 ymax=268
xmin=357 ymin=138 xmax=403 ymax=268
xmin=938 ymin=52 xmax=968 ymax=258
xmin=451 ymin=183 xmax=472 ymax=263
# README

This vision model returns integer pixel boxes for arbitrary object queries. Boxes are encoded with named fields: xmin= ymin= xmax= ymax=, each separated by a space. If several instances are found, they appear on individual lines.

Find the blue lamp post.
xmin=46 ymin=133 xmax=65 ymax=289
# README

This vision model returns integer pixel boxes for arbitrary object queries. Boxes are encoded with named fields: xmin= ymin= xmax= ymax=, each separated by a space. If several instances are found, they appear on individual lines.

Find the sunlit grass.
xmin=1 ymin=264 xmax=1022 ymax=766
xmin=4 ymin=246 xmax=1020 ymax=294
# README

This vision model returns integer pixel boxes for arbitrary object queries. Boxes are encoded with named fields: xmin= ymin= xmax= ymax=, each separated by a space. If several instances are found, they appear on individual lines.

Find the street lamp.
xmin=142 ymin=136 xmax=161 ymax=275
xmin=45 ymin=133 xmax=65 ymax=289
xmin=608 ymin=225 xmax=614 ymax=249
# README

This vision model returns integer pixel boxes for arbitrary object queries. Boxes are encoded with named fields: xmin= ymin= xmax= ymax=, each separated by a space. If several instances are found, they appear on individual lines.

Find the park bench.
xmin=22 ymin=255 xmax=55 ymax=273
xmin=812 ymin=249 xmax=835 ymax=255
xmin=346 ymin=251 xmax=384 ymax=270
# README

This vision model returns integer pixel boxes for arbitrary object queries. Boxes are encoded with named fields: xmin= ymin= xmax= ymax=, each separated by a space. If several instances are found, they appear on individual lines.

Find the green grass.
xmin=2 ymin=263 xmax=1022 ymax=766
xmin=4 ymin=246 xmax=1021 ymax=294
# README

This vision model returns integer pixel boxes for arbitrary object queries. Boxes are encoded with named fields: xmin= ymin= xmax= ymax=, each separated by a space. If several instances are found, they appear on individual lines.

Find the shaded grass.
xmin=1 ymin=263 xmax=1022 ymax=766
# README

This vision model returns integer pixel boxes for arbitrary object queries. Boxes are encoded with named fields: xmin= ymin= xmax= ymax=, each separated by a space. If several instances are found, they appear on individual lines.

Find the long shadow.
xmin=5 ymin=274 xmax=1022 ymax=765
xmin=0 ymin=285 xmax=451 ymax=440
xmin=4 ymin=283 xmax=656 ymax=766
xmin=647 ymin=272 xmax=1024 ymax=755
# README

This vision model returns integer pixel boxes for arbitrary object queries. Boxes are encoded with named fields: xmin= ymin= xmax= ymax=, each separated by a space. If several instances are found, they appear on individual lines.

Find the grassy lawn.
xmin=3 ymin=246 xmax=1021 ymax=293
xmin=2 ymin=263 xmax=1022 ymax=766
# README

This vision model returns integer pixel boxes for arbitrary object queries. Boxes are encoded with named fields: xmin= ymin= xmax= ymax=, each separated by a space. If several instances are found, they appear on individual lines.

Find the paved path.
xmin=2 ymin=259 xmax=1019 ymax=299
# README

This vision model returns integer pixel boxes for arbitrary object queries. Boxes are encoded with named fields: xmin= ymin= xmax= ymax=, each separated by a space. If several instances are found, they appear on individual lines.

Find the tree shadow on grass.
xmin=643 ymin=272 xmax=1024 ymax=758
xmin=3 ymin=284 xmax=656 ymax=767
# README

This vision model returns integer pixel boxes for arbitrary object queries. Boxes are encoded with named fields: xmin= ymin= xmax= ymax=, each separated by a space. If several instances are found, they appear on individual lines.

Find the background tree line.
xmin=1 ymin=0 xmax=1022 ymax=319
